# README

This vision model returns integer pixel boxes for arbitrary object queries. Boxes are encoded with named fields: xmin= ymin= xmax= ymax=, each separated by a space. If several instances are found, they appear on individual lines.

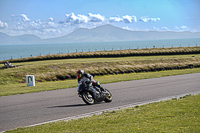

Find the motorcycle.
xmin=78 ymin=81 xmax=112 ymax=105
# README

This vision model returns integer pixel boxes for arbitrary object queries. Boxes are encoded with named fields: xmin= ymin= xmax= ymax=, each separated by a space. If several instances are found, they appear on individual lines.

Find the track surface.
xmin=1 ymin=73 xmax=200 ymax=132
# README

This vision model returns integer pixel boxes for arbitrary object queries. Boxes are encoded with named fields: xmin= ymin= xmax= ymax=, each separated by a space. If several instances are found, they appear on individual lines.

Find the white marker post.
xmin=26 ymin=75 xmax=35 ymax=87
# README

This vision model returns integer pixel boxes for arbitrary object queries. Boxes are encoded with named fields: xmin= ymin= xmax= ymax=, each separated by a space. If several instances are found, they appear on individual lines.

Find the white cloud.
xmin=109 ymin=15 xmax=137 ymax=23
xmin=109 ymin=17 xmax=123 ymax=22
xmin=122 ymin=15 xmax=137 ymax=23
xmin=0 ymin=20 xmax=8 ymax=29
xmin=8 ymin=18 xmax=66 ymax=38
xmin=88 ymin=13 xmax=105 ymax=22
xmin=175 ymin=25 xmax=188 ymax=31
xmin=180 ymin=25 xmax=187 ymax=29
xmin=122 ymin=26 xmax=133 ymax=31
xmin=20 ymin=14 xmax=30 ymax=21
xmin=66 ymin=13 xmax=89 ymax=24
xmin=65 ymin=13 xmax=105 ymax=24
xmin=110 ymin=15 xmax=160 ymax=23
xmin=29 ymin=19 xmax=56 ymax=31
xmin=77 ymin=14 xmax=89 ymax=23
xmin=66 ymin=13 xmax=77 ymax=23
xmin=151 ymin=27 xmax=159 ymax=31
xmin=49 ymin=17 xmax=54 ymax=22
xmin=48 ymin=22 xmax=55 ymax=27
xmin=140 ymin=17 xmax=160 ymax=22
xmin=161 ymin=27 xmax=169 ymax=31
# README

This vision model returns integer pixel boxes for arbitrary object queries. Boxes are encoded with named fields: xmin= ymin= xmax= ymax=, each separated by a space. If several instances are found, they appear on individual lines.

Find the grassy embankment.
xmin=1 ymin=46 xmax=199 ymax=63
xmin=6 ymin=93 xmax=200 ymax=132
xmin=0 ymin=47 xmax=200 ymax=96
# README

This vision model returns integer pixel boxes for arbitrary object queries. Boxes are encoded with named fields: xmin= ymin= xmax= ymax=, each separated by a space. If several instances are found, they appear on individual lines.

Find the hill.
xmin=46 ymin=25 xmax=200 ymax=43
xmin=0 ymin=24 xmax=200 ymax=45
xmin=0 ymin=32 xmax=42 ymax=45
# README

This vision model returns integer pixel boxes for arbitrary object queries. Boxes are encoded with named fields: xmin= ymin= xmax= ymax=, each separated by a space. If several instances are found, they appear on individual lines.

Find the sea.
xmin=0 ymin=38 xmax=200 ymax=61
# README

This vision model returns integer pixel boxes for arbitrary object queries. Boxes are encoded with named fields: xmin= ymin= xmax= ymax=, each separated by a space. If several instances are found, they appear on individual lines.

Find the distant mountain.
xmin=49 ymin=24 xmax=139 ymax=43
xmin=0 ymin=32 xmax=42 ymax=45
xmin=0 ymin=24 xmax=200 ymax=45
xmin=0 ymin=32 xmax=13 ymax=44
xmin=44 ymin=25 xmax=200 ymax=44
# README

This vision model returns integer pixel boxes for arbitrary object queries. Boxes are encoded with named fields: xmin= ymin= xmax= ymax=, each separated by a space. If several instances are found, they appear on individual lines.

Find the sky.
xmin=0 ymin=0 xmax=200 ymax=39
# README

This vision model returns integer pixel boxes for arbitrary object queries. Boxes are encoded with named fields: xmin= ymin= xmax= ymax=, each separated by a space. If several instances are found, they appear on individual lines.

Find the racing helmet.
xmin=77 ymin=70 xmax=84 ymax=79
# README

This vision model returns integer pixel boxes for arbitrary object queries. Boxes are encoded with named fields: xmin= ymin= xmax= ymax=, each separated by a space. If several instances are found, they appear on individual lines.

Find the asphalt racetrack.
xmin=1 ymin=73 xmax=200 ymax=132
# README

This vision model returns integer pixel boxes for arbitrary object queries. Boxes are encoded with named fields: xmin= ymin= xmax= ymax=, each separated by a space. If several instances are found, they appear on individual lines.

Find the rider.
xmin=76 ymin=70 xmax=105 ymax=92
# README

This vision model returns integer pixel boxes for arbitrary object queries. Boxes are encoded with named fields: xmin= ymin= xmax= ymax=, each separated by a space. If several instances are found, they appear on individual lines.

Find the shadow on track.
xmin=48 ymin=102 xmax=104 ymax=108
xmin=48 ymin=103 xmax=88 ymax=108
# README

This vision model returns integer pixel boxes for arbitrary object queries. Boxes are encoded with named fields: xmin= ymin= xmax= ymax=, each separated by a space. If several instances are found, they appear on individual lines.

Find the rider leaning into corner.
xmin=76 ymin=69 xmax=106 ymax=94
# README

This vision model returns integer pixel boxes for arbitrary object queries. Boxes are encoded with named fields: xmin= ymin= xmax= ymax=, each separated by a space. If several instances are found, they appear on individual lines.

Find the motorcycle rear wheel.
xmin=104 ymin=89 xmax=112 ymax=103
xmin=81 ymin=91 xmax=95 ymax=105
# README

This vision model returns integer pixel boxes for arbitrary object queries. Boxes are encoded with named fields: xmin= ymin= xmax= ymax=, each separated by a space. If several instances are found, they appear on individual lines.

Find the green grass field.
xmin=6 ymin=94 xmax=200 ymax=133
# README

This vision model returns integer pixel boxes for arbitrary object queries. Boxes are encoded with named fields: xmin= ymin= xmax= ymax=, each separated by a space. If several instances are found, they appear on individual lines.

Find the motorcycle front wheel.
xmin=104 ymin=89 xmax=112 ymax=103
xmin=81 ymin=91 xmax=95 ymax=105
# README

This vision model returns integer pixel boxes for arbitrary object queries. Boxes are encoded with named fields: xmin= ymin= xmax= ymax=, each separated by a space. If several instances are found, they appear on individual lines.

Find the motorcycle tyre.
xmin=104 ymin=89 xmax=112 ymax=103
xmin=81 ymin=91 xmax=95 ymax=105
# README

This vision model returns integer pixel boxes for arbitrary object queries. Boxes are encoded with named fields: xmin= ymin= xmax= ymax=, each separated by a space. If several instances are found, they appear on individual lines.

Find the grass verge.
xmin=6 ymin=94 xmax=200 ymax=133
xmin=1 ymin=68 xmax=200 ymax=97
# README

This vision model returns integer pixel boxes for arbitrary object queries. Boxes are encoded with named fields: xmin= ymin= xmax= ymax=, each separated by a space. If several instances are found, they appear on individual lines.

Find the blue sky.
xmin=0 ymin=0 xmax=199 ymax=39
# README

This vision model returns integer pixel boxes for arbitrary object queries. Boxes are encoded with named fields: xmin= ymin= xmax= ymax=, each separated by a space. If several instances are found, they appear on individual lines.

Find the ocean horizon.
xmin=0 ymin=38 xmax=200 ymax=61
